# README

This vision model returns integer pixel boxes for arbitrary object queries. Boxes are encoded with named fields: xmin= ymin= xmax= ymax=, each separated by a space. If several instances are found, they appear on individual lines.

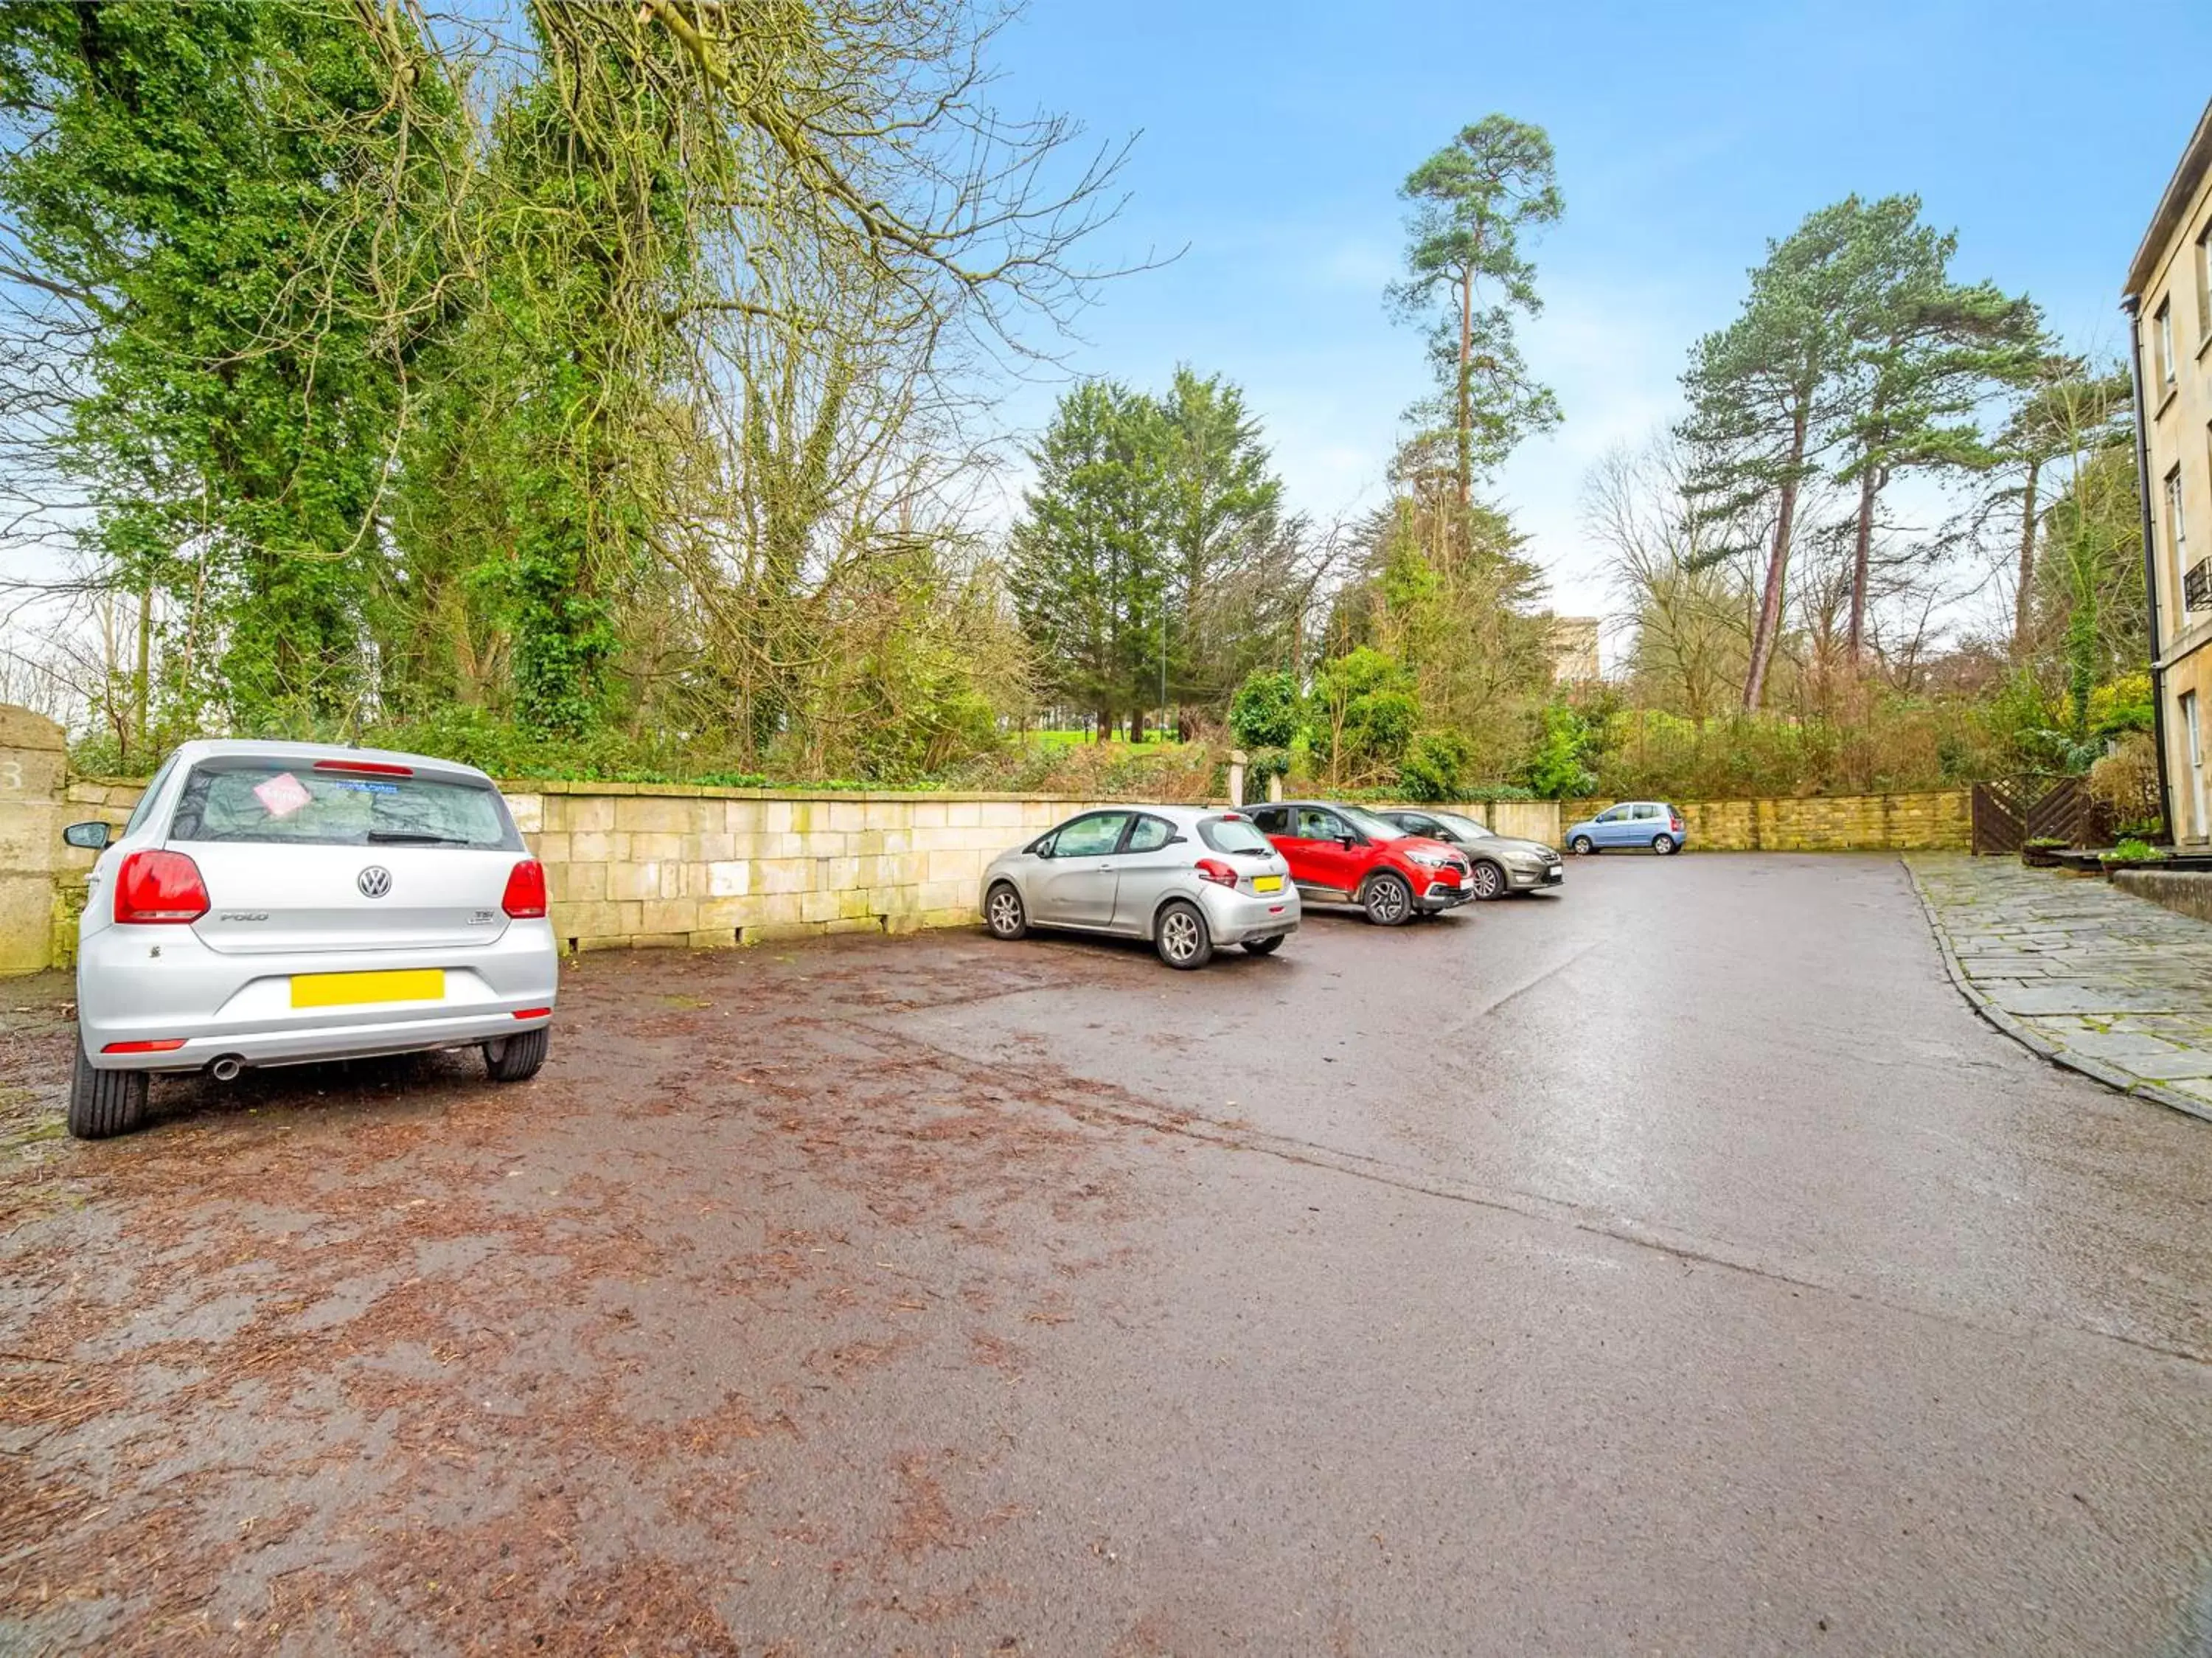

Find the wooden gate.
xmin=1970 ymin=779 xmax=2027 ymax=856
xmin=1971 ymin=776 xmax=2097 ymax=855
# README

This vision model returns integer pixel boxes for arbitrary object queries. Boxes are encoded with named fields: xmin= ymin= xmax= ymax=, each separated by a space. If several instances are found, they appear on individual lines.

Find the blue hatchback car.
xmin=1564 ymin=801 xmax=1686 ymax=856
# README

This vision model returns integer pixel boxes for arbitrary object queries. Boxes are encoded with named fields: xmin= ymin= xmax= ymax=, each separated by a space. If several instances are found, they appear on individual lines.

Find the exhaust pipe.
xmin=209 ymin=1055 xmax=244 ymax=1083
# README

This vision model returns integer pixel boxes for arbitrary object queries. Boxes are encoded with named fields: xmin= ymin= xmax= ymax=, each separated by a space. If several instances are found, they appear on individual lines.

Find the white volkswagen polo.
xmin=64 ymin=740 xmax=559 ymax=1139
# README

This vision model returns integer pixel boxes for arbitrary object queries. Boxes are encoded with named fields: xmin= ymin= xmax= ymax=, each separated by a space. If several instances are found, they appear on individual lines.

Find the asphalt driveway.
xmin=4 ymin=853 xmax=2209 ymax=1655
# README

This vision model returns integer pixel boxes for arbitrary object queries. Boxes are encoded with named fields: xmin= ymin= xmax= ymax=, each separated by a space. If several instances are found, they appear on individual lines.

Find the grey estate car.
xmin=64 ymin=740 xmax=559 ymax=1140
xmin=1379 ymin=808 xmax=1565 ymax=899
xmin=981 ymin=805 xmax=1299 ymax=969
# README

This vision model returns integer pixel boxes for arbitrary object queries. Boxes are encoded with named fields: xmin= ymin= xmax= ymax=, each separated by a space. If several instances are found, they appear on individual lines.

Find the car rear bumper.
xmin=1198 ymin=884 xmax=1301 ymax=944
xmin=77 ymin=919 xmax=559 ymax=1072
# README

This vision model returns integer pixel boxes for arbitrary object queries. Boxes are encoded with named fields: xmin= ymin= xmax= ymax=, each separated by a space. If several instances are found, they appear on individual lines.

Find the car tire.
xmin=1652 ymin=833 xmax=1677 ymax=856
xmin=1469 ymin=861 xmax=1506 ymax=901
xmin=484 ymin=1026 xmax=550 ymax=1082
xmin=69 ymin=1046 xmax=148 ymax=1140
xmin=1569 ymin=835 xmax=1595 ymax=856
xmin=1361 ymin=871 xmax=1413 ymax=926
xmin=984 ymin=881 xmax=1028 ymax=940
xmin=1242 ymin=934 xmax=1285 ymax=956
xmin=1155 ymin=900 xmax=1213 ymax=969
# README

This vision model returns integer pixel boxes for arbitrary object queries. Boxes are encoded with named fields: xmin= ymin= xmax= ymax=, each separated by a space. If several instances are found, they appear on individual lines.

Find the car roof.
xmin=1067 ymin=802 xmax=1241 ymax=825
xmin=166 ymin=738 xmax=496 ymax=785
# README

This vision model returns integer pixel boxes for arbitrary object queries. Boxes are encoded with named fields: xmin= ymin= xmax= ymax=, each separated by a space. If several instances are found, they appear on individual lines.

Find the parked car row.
xmin=58 ymin=735 xmax=1688 ymax=1140
xmin=982 ymin=796 xmax=1590 ymax=971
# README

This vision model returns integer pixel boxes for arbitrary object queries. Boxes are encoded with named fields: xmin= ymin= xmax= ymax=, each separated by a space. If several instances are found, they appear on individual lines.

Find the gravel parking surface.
xmin=4 ymin=854 xmax=2210 ymax=1655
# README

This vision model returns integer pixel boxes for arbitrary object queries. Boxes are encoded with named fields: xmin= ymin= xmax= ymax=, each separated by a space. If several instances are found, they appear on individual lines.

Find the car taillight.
xmin=1670 ymin=816 xmax=1683 ymax=832
xmin=314 ymin=758 xmax=413 ymax=777
xmin=1194 ymin=858 xmax=1239 ymax=889
xmin=501 ymin=859 xmax=549 ymax=918
xmin=114 ymin=850 xmax=209 ymax=924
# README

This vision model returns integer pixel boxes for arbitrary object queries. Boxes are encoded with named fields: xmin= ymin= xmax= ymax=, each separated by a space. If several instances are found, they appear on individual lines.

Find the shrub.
xmin=2102 ymin=837 xmax=2168 ymax=865
xmin=1228 ymin=669 xmax=1303 ymax=752
xmin=1398 ymin=731 xmax=1470 ymax=802
xmin=1242 ymin=746 xmax=1293 ymax=804
xmin=1522 ymin=704 xmax=1597 ymax=799
xmin=1310 ymin=648 xmax=1419 ymax=783
xmin=2087 ymin=731 xmax=2162 ymax=835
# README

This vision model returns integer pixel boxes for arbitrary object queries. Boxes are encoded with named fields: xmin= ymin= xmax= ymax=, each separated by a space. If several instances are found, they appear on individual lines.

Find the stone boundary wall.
xmin=0 ymin=703 xmax=1971 ymax=975
xmin=0 ymin=707 xmax=68 ymax=974
xmin=2113 ymin=868 xmax=2212 ymax=926
xmin=24 ymin=768 xmax=1565 ymax=971
xmin=1559 ymin=790 xmax=1970 ymax=852
xmin=41 ymin=777 xmax=1121 ymax=966
xmin=1476 ymin=800 xmax=1559 ymax=844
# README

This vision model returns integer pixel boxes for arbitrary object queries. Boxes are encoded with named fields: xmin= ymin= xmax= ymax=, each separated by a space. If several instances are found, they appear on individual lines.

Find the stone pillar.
xmin=0 ymin=704 xmax=66 ymax=976
xmin=1267 ymin=772 xmax=1283 ymax=803
xmin=1226 ymin=749 xmax=1246 ymax=808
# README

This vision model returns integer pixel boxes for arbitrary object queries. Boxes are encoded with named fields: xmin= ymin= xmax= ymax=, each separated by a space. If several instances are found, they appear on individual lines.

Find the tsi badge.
xmin=357 ymin=866 xmax=393 ymax=899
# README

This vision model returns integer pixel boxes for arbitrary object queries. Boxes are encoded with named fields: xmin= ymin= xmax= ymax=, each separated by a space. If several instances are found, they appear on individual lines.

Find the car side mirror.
xmin=1337 ymin=834 xmax=1357 ymax=850
xmin=63 ymin=821 xmax=111 ymax=851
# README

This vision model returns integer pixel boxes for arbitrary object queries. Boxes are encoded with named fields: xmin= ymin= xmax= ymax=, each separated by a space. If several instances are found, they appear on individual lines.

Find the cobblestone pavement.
xmin=1907 ymin=851 xmax=2212 ymax=1123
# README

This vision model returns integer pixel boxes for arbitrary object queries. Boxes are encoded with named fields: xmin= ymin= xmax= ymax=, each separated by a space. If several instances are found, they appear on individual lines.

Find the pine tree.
xmin=1680 ymin=197 xmax=1914 ymax=710
xmin=1388 ymin=116 xmax=1562 ymax=515
xmin=1829 ymin=203 xmax=2041 ymax=668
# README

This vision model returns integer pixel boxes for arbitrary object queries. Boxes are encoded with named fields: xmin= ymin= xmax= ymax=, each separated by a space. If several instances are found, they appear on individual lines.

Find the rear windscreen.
xmin=1199 ymin=816 xmax=1275 ymax=854
xmin=168 ymin=764 xmax=516 ymax=849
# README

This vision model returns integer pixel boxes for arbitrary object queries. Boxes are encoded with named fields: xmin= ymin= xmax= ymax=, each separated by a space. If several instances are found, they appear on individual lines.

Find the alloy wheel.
xmin=1366 ymin=874 xmax=1411 ymax=925
xmin=1160 ymin=908 xmax=1202 ymax=962
xmin=1470 ymin=862 xmax=1504 ymax=901
xmin=987 ymin=885 xmax=1025 ymax=937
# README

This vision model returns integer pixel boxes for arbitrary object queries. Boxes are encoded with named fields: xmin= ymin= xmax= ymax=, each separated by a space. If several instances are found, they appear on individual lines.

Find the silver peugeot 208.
xmin=64 ymin=740 xmax=559 ymax=1139
xmin=979 ymin=804 xmax=1298 ymax=969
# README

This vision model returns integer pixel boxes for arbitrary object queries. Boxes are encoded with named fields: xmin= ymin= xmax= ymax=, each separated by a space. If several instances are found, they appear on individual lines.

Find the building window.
xmin=2198 ymin=223 xmax=2212 ymax=341
xmin=2166 ymin=467 xmax=2190 ymax=634
xmin=2157 ymin=299 xmax=2177 ymax=389
xmin=2183 ymin=692 xmax=2208 ymax=842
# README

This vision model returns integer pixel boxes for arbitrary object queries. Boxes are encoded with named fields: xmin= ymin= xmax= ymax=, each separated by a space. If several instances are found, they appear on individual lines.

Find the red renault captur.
xmin=1245 ymin=800 xmax=1472 ymax=926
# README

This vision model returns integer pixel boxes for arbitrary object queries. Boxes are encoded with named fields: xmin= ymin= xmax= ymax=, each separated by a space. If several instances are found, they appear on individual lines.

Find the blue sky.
xmin=987 ymin=0 xmax=2212 ymax=620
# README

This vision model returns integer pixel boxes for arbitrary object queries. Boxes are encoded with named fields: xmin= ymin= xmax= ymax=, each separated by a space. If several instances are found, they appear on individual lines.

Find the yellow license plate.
xmin=1252 ymin=875 xmax=1284 ymax=893
xmin=291 ymin=968 xmax=445 ymax=1009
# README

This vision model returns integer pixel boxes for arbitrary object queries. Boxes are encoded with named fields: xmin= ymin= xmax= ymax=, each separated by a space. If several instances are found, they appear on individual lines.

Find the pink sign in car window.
xmin=252 ymin=771 xmax=313 ymax=819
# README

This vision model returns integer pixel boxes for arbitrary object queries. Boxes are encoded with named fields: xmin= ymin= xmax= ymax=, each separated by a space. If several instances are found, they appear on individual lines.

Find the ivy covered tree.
xmin=1 ymin=0 xmax=1130 ymax=779
xmin=0 ymin=0 xmax=460 ymax=745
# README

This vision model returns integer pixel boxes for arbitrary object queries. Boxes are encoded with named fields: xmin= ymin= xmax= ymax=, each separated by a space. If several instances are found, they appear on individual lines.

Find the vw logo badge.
xmin=358 ymin=866 xmax=393 ymax=899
